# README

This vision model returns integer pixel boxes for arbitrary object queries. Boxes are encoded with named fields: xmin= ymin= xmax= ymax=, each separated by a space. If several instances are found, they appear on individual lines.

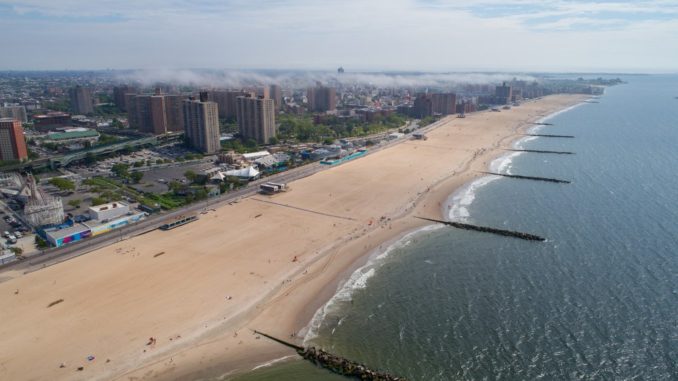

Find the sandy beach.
xmin=0 ymin=94 xmax=586 ymax=381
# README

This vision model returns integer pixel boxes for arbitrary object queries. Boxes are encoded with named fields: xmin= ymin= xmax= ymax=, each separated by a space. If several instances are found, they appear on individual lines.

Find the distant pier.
xmin=525 ymin=134 xmax=575 ymax=138
xmin=414 ymin=217 xmax=545 ymax=241
xmin=254 ymin=330 xmax=408 ymax=381
xmin=506 ymin=148 xmax=574 ymax=155
xmin=480 ymin=171 xmax=571 ymax=184
xmin=532 ymin=122 xmax=553 ymax=126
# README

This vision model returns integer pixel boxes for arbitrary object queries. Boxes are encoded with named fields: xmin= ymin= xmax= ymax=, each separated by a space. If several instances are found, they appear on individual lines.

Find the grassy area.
xmin=83 ymin=176 xmax=143 ymax=205
xmin=277 ymin=113 xmax=409 ymax=142
xmin=142 ymin=193 xmax=188 ymax=210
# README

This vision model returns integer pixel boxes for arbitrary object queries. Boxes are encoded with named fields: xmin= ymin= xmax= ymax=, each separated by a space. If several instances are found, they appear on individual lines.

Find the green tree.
xmin=9 ymin=247 xmax=24 ymax=256
xmin=244 ymin=138 xmax=258 ymax=148
xmin=133 ymin=161 xmax=144 ymax=168
xmin=111 ymin=118 xmax=125 ymax=129
xmin=68 ymin=199 xmax=81 ymax=209
xmin=130 ymin=171 xmax=144 ymax=184
xmin=184 ymin=170 xmax=197 ymax=182
xmin=268 ymin=136 xmax=279 ymax=145
xmin=111 ymin=163 xmax=130 ymax=178
xmin=35 ymin=236 xmax=49 ymax=249
xmin=49 ymin=177 xmax=75 ymax=191
xmin=168 ymin=181 xmax=183 ymax=192
xmin=194 ymin=188 xmax=208 ymax=200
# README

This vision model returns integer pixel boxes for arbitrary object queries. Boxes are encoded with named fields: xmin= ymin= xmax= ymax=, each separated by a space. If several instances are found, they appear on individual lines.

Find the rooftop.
xmin=44 ymin=223 xmax=90 ymax=240
xmin=242 ymin=151 xmax=271 ymax=160
xmin=45 ymin=130 xmax=99 ymax=140
xmin=33 ymin=112 xmax=70 ymax=118
xmin=89 ymin=201 xmax=128 ymax=212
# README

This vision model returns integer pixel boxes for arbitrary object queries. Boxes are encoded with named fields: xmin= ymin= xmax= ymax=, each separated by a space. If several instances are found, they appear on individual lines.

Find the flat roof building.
xmin=128 ymin=91 xmax=188 ymax=135
xmin=236 ymin=95 xmax=276 ymax=144
xmin=0 ymin=118 xmax=28 ymax=161
xmin=33 ymin=112 xmax=72 ymax=131
xmin=207 ymin=90 xmax=254 ymax=120
xmin=0 ymin=105 xmax=27 ymax=123
xmin=69 ymin=86 xmax=95 ymax=115
xmin=88 ymin=201 xmax=130 ymax=221
xmin=413 ymin=94 xmax=433 ymax=118
xmin=183 ymin=93 xmax=221 ymax=154
xmin=431 ymin=93 xmax=457 ymax=115
xmin=43 ymin=129 xmax=100 ymax=145
xmin=269 ymin=84 xmax=283 ymax=112
xmin=42 ymin=223 xmax=91 ymax=247
xmin=307 ymin=84 xmax=337 ymax=112
xmin=495 ymin=82 xmax=513 ymax=105
xmin=113 ymin=85 xmax=138 ymax=112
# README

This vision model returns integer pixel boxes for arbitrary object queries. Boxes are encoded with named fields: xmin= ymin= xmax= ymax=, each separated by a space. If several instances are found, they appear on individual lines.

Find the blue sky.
xmin=0 ymin=0 xmax=677 ymax=72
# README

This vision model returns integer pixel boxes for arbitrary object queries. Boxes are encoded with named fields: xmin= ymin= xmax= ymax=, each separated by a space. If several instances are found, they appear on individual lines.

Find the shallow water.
xmin=231 ymin=75 xmax=678 ymax=381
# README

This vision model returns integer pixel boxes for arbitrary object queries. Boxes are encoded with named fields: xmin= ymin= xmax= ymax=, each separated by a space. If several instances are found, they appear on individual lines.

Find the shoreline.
xmin=0 ymin=94 xmax=588 ymax=381
xmin=176 ymin=95 xmax=590 ymax=380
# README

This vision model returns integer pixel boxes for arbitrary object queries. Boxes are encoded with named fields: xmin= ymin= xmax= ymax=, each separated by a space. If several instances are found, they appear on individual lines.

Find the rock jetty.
xmin=254 ymin=330 xmax=407 ymax=381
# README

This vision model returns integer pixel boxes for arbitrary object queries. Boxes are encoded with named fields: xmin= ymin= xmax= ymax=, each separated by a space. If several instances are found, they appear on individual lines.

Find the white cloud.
xmin=0 ymin=0 xmax=676 ymax=72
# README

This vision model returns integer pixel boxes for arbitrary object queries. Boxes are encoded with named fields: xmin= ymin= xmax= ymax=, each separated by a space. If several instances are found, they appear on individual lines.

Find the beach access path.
xmin=0 ymin=94 xmax=586 ymax=381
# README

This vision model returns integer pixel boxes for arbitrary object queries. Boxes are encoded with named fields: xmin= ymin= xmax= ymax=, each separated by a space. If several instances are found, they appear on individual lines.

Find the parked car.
xmin=3 ymin=231 xmax=9 ymax=238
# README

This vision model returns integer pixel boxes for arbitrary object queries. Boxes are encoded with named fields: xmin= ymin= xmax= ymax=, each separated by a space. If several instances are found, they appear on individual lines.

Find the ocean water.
xmin=230 ymin=75 xmax=678 ymax=381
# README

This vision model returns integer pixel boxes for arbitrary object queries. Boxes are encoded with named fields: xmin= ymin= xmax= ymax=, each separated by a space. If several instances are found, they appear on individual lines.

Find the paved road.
xmin=0 ymin=116 xmax=452 ymax=277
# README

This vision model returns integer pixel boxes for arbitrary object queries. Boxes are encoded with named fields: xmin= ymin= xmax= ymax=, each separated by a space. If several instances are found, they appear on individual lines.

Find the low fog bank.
xmin=116 ymin=69 xmax=538 ymax=89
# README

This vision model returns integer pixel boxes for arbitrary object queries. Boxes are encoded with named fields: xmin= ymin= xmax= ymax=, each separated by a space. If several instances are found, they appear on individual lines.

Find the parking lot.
xmin=130 ymin=161 xmax=217 ymax=194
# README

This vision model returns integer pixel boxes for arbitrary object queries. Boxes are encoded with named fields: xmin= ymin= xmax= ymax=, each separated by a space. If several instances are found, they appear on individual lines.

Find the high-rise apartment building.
xmin=183 ymin=93 xmax=221 ymax=154
xmin=207 ymin=90 xmax=254 ymax=120
xmin=0 ymin=105 xmax=28 ymax=123
xmin=236 ymin=95 xmax=276 ymax=144
xmin=68 ymin=86 xmax=94 ymax=114
xmin=269 ymin=84 xmax=283 ymax=112
xmin=431 ymin=93 xmax=457 ymax=115
xmin=113 ymin=85 xmax=138 ymax=112
xmin=0 ymin=118 xmax=28 ymax=161
xmin=127 ymin=90 xmax=187 ymax=135
xmin=307 ymin=84 xmax=337 ymax=112
xmin=495 ymin=82 xmax=513 ymax=104
xmin=413 ymin=94 xmax=433 ymax=118
xmin=164 ymin=95 xmax=186 ymax=133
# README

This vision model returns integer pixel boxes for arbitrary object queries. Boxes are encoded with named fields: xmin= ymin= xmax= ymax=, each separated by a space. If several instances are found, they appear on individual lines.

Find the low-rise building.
xmin=254 ymin=153 xmax=290 ymax=169
xmin=41 ymin=128 xmax=100 ymax=146
xmin=88 ymin=201 xmax=130 ymax=222
xmin=42 ymin=223 xmax=92 ymax=247
xmin=84 ymin=212 xmax=145 ymax=237
xmin=33 ymin=112 xmax=72 ymax=131
xmin=223 ymin=166 xmax=260 ymax=180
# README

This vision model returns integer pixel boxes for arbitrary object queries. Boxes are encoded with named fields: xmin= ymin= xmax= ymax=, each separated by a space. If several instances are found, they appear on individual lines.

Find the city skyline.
xmin=1 ymin=0 xmax=677 ymax=72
